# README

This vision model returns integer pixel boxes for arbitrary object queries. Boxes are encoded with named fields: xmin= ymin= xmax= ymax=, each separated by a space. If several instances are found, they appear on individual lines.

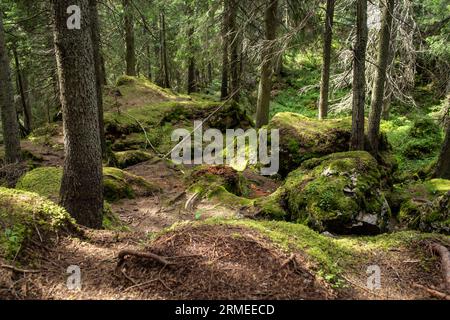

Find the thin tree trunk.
xmin=89 ymin=0 xmax=106 ymax=157
xmin=435 ymin=123 xmax=450 ymax=179
xmin=123 ymin=0 xmax=136 ymax=76
xmin=187 ymin=26 xmax=197 ymax=93
xmin=146 ymin=42 xmax=152 ymax=80
xmin=159 ymin=11 xmax=170 ymax=88
xmin=220 ymin=0 xmax=230 ymax=100
xmin=368 ymin=0 xmax=395 ymax=154
xmin=350 ymin=0 xmax=368 ymax=151
xmin=51 ymin=0 xmax=103 ymax=228
xmin=318 ymin=0 xmax=335 ymax=120
xmin=0 ymin=13 xmax=21 ymax=164
xmin=13 ymin=47 xmax=32 ymax=134
xmin=255 ymin=0 xmax=278 ymax=128
xmin=229 ymin=0 xmax=239 ymax=102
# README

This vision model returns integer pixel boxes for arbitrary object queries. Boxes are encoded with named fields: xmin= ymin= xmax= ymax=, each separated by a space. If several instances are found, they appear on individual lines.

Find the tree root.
xmin=117 ymin=249 xmax=172 ymax=267
xmin=430 ymin=243 xmax=450 ymax=292
xmin=0 ymin=264 xmax=41 ymax=274
xmin=413 ymin=283 xmax=450 ymax=300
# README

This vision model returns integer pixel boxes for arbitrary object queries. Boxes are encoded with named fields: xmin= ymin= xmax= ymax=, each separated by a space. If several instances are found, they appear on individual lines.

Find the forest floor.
xmin=0 ymin=133 xmax=447 ymax=300
xmin=1 ymin=76 xmax=449 ymax=300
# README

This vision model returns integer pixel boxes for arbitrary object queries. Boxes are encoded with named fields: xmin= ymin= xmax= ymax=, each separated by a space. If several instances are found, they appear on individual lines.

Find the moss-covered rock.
xmin=114 ymin=150 xmax=153 ymax=168
xmin=16 ymin=166 xmax=160 ymax=203
xmin=399 ymin=179 xmax=450 ymax=234
xmin=266 ymin=113 xmax=352 ymax=176
xmin=187 ymin=165 xmax=254 ymax=209
xmin=257 ymin=151 xmax=391 ymax=235
xmin=0 ymin=187 xmax=74 ymax=259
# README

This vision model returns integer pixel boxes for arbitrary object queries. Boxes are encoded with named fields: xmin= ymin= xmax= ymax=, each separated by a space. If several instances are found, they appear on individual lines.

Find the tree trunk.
xmin=123 ymin=0 xmax=136 ymax=76
xmin=89 ymin=0 xmax=106 ymax=157
xmin=159 ymin=11 xmax=170 ymax=88
xmin=220 ymin=0 xmax=230 ymax=100
xmin=350 ymin=0 xmax=368 ymax=151
xmin=187 ymin=22 xmax=197 ymax=93
xmin=229 ymin=0 xmax=239 ymax=102
xmin=318 ymin=0 xmax=335 ymax=120
xmin=51 ymin=0 xmax=103 ymax=228
xmin=255 ymin=0 xmax=278 ymax=128
xmin=368 ymin=0 xmax=395 ymax=154
xmin=0 ymin=13 xmax=21 ymax=164
xmin=434 ymin=89 xmax=450 ymax=179
xmin=13 ymin=47 xmax=32 ymax=134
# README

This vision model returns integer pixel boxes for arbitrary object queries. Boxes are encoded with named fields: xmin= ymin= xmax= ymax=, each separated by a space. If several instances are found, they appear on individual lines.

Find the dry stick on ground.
xmin=430 ymin=243 xmax=450 ymax=292
xmin=412 ymin=283 xmax=450 ymax=300
xmin=0 ymin=264 xmax=41 ymax=274
xmin=117 ymin=249 xmax=172 ymax=267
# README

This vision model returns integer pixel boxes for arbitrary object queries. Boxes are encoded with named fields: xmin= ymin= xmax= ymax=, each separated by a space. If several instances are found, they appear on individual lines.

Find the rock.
xmin=256 ymin=151 xmax=391 ymax=235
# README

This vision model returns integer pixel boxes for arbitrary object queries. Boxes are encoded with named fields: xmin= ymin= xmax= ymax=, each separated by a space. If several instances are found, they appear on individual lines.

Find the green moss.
xmin=0 ymin=187 xmax=74 ymax=259
xmin=260 ymin=151 xmax=390 ymax=234
xmin=16 ymin=167 xmax=63 ymax=201
xmin=114 ymin=150 xmax=153 ymax=168
xmin=159 ymin=217 xmax=449 ymax=286
xmin=15 ymin=166 xmax=159 ymax=203
xmin=102 ymin=202 xmax=129 ymax=231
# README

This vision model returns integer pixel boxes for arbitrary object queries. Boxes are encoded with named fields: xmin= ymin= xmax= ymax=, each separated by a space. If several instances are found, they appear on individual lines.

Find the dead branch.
xmin=413 ymin=283 xmax=450 ymax=300
xmin=430 ymin=243 xmax=450 ymax=292
xmin=117 ymin=249 xmax=172 ymax=266
xmin=0 ymin=264 xmax=41 ymax=274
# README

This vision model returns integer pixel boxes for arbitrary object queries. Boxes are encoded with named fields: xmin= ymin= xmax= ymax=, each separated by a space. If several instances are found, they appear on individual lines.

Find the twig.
xmin=117 ymin=249 xmax=172 ymax=266
xmin=0 ymin=264 xmax=41 ymax=274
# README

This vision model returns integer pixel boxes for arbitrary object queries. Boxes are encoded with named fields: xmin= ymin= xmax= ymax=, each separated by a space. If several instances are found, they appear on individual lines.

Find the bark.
xmin=187 ymin=25 xmax=197 ymax=93
xmin=89 ymin=0 xmax=106 ymax=157
xmin=220 ymin=0 xmax=230 ymax=100
xmin=0 ymin=13 xmax=21 ymax=164
xmin=51 ymin=0 xmax=103 ymax=228
xmin=159 ymin=11 xmax=170 ymax=88
xmin=350 ymin=0 xmax=368 ymax=151
xmin=123 ymin=0 xmax=136 ymax=76
xmin=255 ymin=0 xmax=278 ymax=128
xmin=368 ymin=0 xmax=395 ymax=154
xmin=434 ymin=120 xmax=450 ymax=179
xmin=318 ymin=0 xmax=335 ymax=120
xmin=229 ymin=0 xmax=239 ymax=102
xmin=13 ymin=47 xmax=32 ymax=134
xmin=146 ymin=42 xmax=152 ymax=80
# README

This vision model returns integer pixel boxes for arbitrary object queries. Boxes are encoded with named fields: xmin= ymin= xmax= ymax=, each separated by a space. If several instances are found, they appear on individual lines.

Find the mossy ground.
xmin=0 ymin=187 xmax=74 ymax=260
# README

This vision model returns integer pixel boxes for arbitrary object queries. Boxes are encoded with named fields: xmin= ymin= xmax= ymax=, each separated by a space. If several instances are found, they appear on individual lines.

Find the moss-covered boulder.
xmin=0 ymin=187 xmax=74 ymax=259
xmin=15 ymin=166 xmax=160 ymax=203
xmin=256 ymin=151 xmax=391 ymax=235
xmin=114 ymin=150 xmax=153 ymax=168
xmin=266 ymin=113 xmax=353 ymax=176
xmin=399 ymin=179 xmax=450 ymax=234
xmin=187 ymin=165 xmax=254 ymax=209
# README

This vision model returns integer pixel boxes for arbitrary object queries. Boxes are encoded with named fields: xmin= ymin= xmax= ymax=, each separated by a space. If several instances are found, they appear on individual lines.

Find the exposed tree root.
xmin=412 ymin=283 xmax=450 ymax=300
xmin=117 ymin=249 xmax=172 ymax=267
xmin=430 ymin=243 xmax=450 ymax=292
xmin=0 ymin=264 xmax=41 ymax=274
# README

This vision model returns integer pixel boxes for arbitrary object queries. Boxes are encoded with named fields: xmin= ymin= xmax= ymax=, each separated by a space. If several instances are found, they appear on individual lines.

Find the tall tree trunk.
xmin=255 ymin=0 xmax=278 ymax=128
xmin=435 ymin=121 xmax=450 ymax=179
xmin=51 ymin=0 xmax=103 ymax=228
xmin=159 ymin=11 xmax=170 ymax=88
xmin=89 ymin=0 xmax=106 ymax=157
xmin=123 ymin=0 xmax=136 ymax=76
xmin=13 ymin=47 xmax=32 ymax=134
xmin=187 ymin=24 xmax=197 ymax=93
xmin=146 ymin=42 xmax=152 ymax=80
xmin=220 ymin=0 xmax=230 ymax=100
xmin=0 ymin=13 xmax=21 ymax=164
xmin=229 ymin=0 xmax=239 ymax=102
xmin=368 ymin=0 xmax=395 ymax=154
xmin=350 ymin=0 xmax=368 ymax=151
xmin=318 ymin=0 xmax=335 ymax=120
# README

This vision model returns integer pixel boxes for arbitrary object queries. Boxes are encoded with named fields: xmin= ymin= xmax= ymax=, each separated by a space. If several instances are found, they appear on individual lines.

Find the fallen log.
xmin=117 ymin=249 xmax=172 ymax=267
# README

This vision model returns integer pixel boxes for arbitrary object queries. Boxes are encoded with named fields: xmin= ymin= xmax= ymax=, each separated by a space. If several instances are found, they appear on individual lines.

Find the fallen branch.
xmin=430 ymin=243 xmax=450 ymax=292
xmin=0 ymin=264 xmax=41 ymax=274
xmin=117 ymin=249 xmax=172 ymax=266
xmin=413 ymin=283 xmax=450 ymax=300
